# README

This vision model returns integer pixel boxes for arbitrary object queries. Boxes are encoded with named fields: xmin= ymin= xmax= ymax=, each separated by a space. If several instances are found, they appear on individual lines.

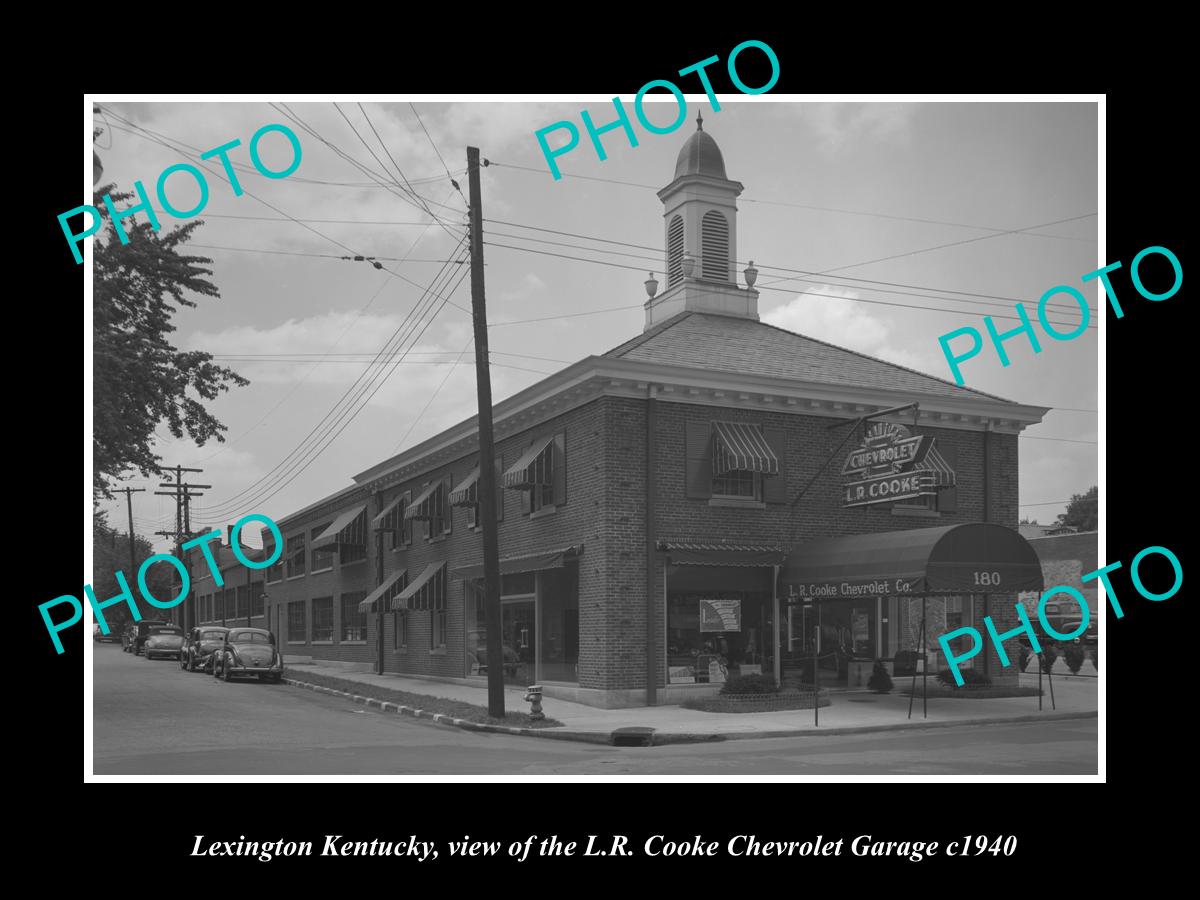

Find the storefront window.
xmin=665 ymin=565 xmax=773 ymax=685
xmin=464 ymin=569 xmax=578 ymax=684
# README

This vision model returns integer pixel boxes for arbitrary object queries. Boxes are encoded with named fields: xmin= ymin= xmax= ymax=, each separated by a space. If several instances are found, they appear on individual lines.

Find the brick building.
xmin=191 ymin=119 xmax=1049 ymax=707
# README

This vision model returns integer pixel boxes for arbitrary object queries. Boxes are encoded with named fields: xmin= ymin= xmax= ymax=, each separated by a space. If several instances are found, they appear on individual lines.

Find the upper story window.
xmin=311 ymin=523 xmax=336 ymax=571
xmin=503 ymin=433 xmax=566 ymax=516
xmin=405 ymin=480 xmax=451 ymax=541
xmin=685 ymin=420 xmax=787 ymax=504
xmin=286 ymin=533 xmax=306 ymax=578
xmin=374 ymin=491 xmax=413 ymax=550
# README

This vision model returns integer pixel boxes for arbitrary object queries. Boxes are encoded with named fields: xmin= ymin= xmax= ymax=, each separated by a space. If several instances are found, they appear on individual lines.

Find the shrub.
xmin=893 ymin=649 xmax=918 ymax=676
xmin=1039 ymin=646 xmax=1058 ymax=673
xmin=1063 ymin=643 xmax=1087 ymax=674
xmin=867 ymin=660 xmax=893 ymax=694
xmin=719 ymin=673 xmax=778 ymax=695
xmin=1092 ymin=647 xmax=1098 ymax=671
xmin=1018 ymin=644 xmax=1031 ymax=672
xmin=935 ymin=668 xmax=993 ymax=689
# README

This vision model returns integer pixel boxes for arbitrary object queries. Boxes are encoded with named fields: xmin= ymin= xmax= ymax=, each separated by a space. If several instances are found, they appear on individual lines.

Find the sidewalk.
xmin=282 ymin=660 xmax=1098 ymax=744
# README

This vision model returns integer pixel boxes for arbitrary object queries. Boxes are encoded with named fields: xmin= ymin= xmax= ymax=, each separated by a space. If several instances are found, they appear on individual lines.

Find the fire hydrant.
xmin=523 ymin=685 xmax=545 ymax=721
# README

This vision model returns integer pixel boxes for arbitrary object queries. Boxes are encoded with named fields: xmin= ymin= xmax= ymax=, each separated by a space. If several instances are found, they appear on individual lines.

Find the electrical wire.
xmin=485 ymin=160 xmax=1095 ymax=243
xmin=481 ymin=240 xmax=1095 ymax=330
xmin=391 ymin=336 xmax=474 ymax=454
xmin=407 ymin=102 xmax=469 ymax=209
xmin=193 ymin=252 xmax=471 ymax=520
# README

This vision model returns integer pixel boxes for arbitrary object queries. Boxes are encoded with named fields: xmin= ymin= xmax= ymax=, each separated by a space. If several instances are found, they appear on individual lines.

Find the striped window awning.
xmin=915 ymin=443 xmax=956 ymax=488
xmin=449 ymin=466 xmax=481 ymax=507
xmin=311 ymin=504 xmax=368 ymax=550
xmin=503 ymin=436 xmax=554 ymax=489
xmin=712 ymin=421 xmax=779 ymax=476
xmin=394 ymin=561 xmax=445 ymax=610
xmin=371 ymin=494 xmax=406 ymax=529
xmin=404 ymin=482 xmax=442 ymax=521
xmin=359 ymin=569 xmax=407 ymax=612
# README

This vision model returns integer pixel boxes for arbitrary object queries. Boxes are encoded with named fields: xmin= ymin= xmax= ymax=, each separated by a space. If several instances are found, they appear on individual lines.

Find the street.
xmin=92 ymin=644 xmax=1098 ymax=775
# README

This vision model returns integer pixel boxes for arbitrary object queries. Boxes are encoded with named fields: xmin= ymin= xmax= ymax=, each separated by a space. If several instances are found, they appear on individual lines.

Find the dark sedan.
xmin=123 ymin=619 xmax=169 ymax=655
xmin=143 ymin=625 xmax=185 ymax=660
xmin=180 ymin=626 xmax=230 ymax=673
xmin=212 ymin=628 xmax=284 ymax=683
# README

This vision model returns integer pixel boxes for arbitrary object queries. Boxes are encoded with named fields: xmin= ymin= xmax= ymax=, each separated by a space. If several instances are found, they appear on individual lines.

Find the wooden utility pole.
xmin=115 ymin=486 xmax=145 ymax=580
xmin=467 ymin=147 xmax=505 ymax=719
xmin=155 ymin=465 xmax=209 ymax=630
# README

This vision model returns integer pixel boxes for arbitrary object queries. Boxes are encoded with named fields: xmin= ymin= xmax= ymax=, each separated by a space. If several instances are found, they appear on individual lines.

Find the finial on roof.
xmin=697 ymin=111 xmax=704 ymax=131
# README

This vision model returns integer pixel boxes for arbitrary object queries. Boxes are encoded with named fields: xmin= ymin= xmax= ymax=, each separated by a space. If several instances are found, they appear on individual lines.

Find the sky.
xmin=90 ymin=99 xmax=1099 ymax=550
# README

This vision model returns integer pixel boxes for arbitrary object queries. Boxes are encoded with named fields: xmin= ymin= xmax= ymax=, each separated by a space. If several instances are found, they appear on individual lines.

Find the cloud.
xmin=803 ymin=103 xmax=919 ymax=153
xmin=762 ymin=284 xmax=938 ymax=374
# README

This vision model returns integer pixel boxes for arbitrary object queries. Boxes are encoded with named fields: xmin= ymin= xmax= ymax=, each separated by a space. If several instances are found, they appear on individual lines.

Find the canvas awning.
xmin=449 ymin=466 xmax=481 ymax=507
xmin=658 ymin=541 xmax=787 ymax=568
xmin=371 ymin=494 xmax=405 ymax=528
xmin=452 ymin=545 xmax=583 ymax=580
xmin=404 ymin=482 xmax=442 ymax=521
xmin=359 ymin=569 xmax=407 ymax=612
xmin=503 ymin=435 xmax=554 ymax=489
xmin=712 ymin=421 xmax=778 ymax=476
xmin=916 ymin=443 xmax=956 ymax=488
xmin=394 ymin=561 xmax=445 ymax=609
xmin=311 ymin=504 xmax=367 ymax=549
xmin=781 ymin=523 xmax=1044 ymax=598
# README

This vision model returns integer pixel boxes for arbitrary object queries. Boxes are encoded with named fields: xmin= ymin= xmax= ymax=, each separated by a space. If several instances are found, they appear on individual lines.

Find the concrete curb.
xmin=281 ymin=676 xmax=1096 ymax=746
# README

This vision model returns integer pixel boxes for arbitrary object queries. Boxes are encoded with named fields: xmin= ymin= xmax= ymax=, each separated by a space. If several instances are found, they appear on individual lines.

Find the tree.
xmin=92 ymin=510 xmax=174 ymax=627
xmin=92 ymin=187 xmax=247 ymax=499
xmin=1055 ymin=486 xmax=1097 ymax=532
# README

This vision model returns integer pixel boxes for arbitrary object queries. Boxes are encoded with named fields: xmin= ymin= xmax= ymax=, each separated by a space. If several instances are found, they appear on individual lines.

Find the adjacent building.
xmin=190 ymin=119 xmax=1050 ymax=707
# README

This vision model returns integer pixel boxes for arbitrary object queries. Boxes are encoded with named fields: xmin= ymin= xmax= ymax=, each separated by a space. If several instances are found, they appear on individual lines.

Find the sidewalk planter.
xmin=681 ymin=689 xmax=831 ymax=714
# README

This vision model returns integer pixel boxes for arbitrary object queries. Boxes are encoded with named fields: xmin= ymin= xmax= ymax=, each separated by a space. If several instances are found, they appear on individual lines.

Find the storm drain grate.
xmin=611 ymin=727 xmax=656 ymax=747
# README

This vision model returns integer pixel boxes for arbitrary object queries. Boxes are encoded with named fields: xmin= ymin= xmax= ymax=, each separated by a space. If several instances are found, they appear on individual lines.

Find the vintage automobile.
xmin=94 ymin=622 xmax=122 ymax=643
xmin=122 ymin=619 xmax=169 ymax=655
xmin=212 ymin=628 xmax=284 ymax=683
xmin=143 ymin=625 xmax=185 ymax=660
xmin=180 ymin=626 xmax=230 ymax=673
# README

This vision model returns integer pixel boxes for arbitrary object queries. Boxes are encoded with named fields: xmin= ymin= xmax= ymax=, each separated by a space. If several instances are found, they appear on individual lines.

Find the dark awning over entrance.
xmin=781 ymin=523 xmax=1044 ymax=598
xmin=658 ymin=541 xmax=787 ymax=568
xmin=452 ymin=545 xmax=583 ymax=580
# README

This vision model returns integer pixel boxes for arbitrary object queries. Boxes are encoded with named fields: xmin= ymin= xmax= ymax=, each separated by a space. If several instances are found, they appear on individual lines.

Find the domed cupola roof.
xmin=673 ymin=112 xmax=727 ymax=180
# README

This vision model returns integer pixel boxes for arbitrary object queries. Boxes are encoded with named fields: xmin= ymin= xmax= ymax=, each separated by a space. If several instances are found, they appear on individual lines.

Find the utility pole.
xmin=155 ymin=465 xmax=209 ymax=631
xmin=115 ymin=486 xmax=145 ymax=579
xmin=467 ymin=147 xmax=505 ymax=719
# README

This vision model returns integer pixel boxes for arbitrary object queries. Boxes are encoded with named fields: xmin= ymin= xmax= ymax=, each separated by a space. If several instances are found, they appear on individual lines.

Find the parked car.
xmin=94 ymin=622 xmax=122 ymax=643
xmin=143 ymin=625 xmax=185 ymax=660
xmin=122 ymin=619 xmax=169 ymax=655
xmin=212 ymin=628 xmax=284 ymax=683
xmin=180 ymin=626 xmax=230 ymax=673
xmin=1056 ymin=617 xmax=1098 ymax=645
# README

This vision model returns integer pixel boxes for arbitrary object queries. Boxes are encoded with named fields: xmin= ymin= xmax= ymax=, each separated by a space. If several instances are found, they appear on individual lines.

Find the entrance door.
xmin=501 ymin=600 xmax=536 ymax=685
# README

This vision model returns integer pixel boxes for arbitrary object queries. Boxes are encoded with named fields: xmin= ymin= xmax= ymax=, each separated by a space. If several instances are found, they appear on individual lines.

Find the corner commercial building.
xmin=193 ymin=120 xmax=1050 ymax=707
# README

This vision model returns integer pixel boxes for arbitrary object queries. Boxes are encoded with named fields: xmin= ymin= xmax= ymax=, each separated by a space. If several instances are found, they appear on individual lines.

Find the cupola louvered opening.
xmin=666 ymin=215 xmax=684 ymax=285
xmin=701 ymin=210 xmax=729 ymax=281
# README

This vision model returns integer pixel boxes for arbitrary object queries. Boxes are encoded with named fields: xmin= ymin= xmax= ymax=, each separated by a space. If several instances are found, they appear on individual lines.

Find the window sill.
xmin=287 ymin=641 xmax=307 ymax=646
xmin=393 ymin=648 xmax=408 ymax=654
xmin=530 ymin=505 xmax=558 ymax=521
xmin=707 ymin=498 xmax=766 ymax=510
xmin=891 ymin=507 xmax=941 ymax=518
xmin=286 ymin=574 xmax=305 ymax=582
xmin=311 ymin=567 xmax=334 ymax=575
xmin=266 ymin=579 xmax=282 ymax=585
xmin=311 ymin=640 xmax=333 ymax=645
xmin=340 ymin=558 xmax=367 ymax=567
xmin=429 ymin=647 xmax=447 ymax=656
xmin=340 ymin=640 xmax=367 ymax=645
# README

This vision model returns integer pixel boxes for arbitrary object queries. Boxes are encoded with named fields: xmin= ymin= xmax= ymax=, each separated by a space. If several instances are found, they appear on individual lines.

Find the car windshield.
xmin=200 ymin=631 xmax=227 ymax=641
xmin=149 ymin=627 xmax=181 ymax=635
xmin=229 ymin=631 xmax=272 ymax=644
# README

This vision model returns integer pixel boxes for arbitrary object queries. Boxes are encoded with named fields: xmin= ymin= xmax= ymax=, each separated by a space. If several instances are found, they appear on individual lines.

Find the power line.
xmin=1020 ymin=498 xmax=1096 ymax=507
xmin=485 ymin=160 xmax=1094 ymax=243
xmin=483 ymin=225 xmax=1095 ymax=318
xmin=391 ymin=336 xmax=474 ymax=454
xmin=1020 ymin=435 xmax=1098 ymax=445
xmin=408 ymin=102 xmax=470 ymax=209
xmin=194 ymin=254 xmax=472 ymax=520
xmin=482 ymin=241 xmax=1095 ymax=330
xmin=184 ymin=243 xmax=463 ymax=263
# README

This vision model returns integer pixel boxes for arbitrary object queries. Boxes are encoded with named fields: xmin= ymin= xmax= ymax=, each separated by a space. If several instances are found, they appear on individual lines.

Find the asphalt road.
xmin=92 ymin=644 xmax=1098 ymax=775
